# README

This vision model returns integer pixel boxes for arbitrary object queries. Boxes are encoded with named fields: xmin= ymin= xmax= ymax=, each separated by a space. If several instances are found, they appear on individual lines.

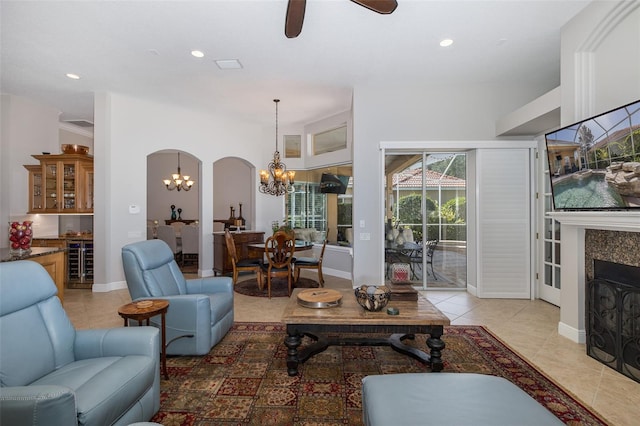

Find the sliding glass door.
xmin=384 ymin=152 xmax=467 ymax=289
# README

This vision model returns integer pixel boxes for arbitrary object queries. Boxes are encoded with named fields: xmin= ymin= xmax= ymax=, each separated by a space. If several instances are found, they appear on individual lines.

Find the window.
xmin=287 ymin=181 xmax=327 ymax=230
xmin=284 ymin=135 xmax=301 ymax=158
xmin=285 ymin=165 xmax=352 ymax=244
xmin=313 ymin=125 xmax=347 ymax=155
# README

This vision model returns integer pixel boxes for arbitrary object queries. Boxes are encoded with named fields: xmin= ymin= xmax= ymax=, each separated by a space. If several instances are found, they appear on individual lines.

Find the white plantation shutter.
xmin=476 ymin=149 xmax=532 ymax=298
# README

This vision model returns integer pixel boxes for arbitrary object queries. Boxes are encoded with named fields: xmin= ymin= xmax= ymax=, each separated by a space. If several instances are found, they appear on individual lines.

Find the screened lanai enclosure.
xmin=385 ymin=152 xmax=467 ymax=289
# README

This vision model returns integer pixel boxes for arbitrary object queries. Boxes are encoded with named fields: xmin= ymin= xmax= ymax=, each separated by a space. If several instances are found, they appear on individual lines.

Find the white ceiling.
xmin=0 ymin=0 xmax=591 ymax=128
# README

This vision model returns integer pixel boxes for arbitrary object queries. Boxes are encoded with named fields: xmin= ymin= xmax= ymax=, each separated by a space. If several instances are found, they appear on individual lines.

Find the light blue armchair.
xmin=0 ymin=260 xmax=160 ymax=425
xmin=121 ymin=239 xmax=234 ymax=356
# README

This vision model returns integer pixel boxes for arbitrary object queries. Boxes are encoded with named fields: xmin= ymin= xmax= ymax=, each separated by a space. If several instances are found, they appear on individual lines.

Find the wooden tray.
xmin=297 ymin=288 xmax=342 ymax=309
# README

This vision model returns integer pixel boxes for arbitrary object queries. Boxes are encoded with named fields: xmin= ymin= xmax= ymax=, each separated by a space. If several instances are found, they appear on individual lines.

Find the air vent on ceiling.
xmin=64 ymin=119 xmax=94 ymax=128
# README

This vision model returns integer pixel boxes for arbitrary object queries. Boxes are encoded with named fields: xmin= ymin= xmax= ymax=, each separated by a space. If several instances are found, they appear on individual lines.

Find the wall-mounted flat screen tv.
xmin=544 ymin=99 xmax=640 ymax=211
xmin=319 ymin=173 xmax=349 ymax=194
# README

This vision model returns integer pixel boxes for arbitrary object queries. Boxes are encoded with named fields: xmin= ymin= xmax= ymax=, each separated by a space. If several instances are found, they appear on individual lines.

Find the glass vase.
xmin=9 ymin=221 xmax=33 ymax=256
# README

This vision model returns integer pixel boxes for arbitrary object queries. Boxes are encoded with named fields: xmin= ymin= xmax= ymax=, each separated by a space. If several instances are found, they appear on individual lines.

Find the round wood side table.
xmin=118 ymin=299 xmax=169 ymax=380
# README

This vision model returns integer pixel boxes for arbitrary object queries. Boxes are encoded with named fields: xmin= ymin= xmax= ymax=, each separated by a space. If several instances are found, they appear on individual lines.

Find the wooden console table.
xmin=281 ymin=288 xmax=450 ymax=376
xmin=165 ymin=219 xmax=197 ymax=225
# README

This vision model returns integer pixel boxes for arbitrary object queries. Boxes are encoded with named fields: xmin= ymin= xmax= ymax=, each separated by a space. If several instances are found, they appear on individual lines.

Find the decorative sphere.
xmin=355 ymin=285 xmax=391 ymax=312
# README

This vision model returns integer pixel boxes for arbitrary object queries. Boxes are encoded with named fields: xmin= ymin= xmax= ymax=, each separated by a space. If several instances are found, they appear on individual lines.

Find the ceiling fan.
xmin=285 ymin=0 xmax=398 ymax=38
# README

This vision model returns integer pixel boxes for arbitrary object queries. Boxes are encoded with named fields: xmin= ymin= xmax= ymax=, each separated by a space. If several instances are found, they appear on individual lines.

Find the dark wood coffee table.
xmin=281 ymin=288 xmax=450 ymax=376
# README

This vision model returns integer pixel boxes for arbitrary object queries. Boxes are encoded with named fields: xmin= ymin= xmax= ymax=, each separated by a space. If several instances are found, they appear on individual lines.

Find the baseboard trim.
xmin=92 ymin=280 xmax=127 ymax=293
xmin=323 ymin=267 xmax=352 ymax=281
xmin=558 ymin=321 xmax=586 ymax=343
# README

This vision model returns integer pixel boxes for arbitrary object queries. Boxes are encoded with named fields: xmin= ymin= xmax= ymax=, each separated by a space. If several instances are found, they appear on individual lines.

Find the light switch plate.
xmin=360 ymin=233 xmax=370 ymax=240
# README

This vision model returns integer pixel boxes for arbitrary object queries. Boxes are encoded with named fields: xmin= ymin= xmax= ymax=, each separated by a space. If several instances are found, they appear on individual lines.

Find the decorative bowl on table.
xmin=61 ymin=144 xmax=89 ymax=155
xmin=355 ymin=285 xmax=391 ymax=312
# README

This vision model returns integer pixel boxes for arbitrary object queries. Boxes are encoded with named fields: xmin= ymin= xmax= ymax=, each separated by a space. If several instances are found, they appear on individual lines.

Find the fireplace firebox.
xmin=586 ymin=259 xmax=640 ymax=383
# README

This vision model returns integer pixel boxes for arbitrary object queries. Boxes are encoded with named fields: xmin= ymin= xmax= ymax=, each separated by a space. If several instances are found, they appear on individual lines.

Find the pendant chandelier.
xmin=259 ymin=99 xmax=295 ymax=196
xmin=163 ymin=152 xmax=194 ymax=191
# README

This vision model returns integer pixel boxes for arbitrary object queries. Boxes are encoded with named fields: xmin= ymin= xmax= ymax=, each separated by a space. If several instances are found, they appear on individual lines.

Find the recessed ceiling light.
xmin=215 ymin=59 xmax=243 ymax=70
xmin=191 ymin=50 xmax=204 ymax=58
xmin=66 ymin=73 xmax=80 ymax=80
xmin=439 ymin=39 xmax=454 ymax=47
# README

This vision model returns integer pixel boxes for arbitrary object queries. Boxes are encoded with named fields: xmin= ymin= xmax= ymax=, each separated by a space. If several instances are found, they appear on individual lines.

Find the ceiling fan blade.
xmin=285 ymin=0 xmax=306 ymax=38
xmin=350 ymin=0 xmax=398 ymax=14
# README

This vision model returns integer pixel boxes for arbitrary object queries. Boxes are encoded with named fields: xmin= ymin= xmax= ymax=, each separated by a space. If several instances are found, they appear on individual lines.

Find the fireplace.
xmin=549 ymin=211 xmax=640 ymax=345
xmin=586 ymin=259 xmax=640 ymax=383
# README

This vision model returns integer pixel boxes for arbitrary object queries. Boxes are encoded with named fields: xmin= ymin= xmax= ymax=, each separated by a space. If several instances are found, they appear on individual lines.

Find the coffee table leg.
xmin=426 ymin=326 xmax=445 ymax=372
xmin=285 ymin=332 xmax=302 ymax=376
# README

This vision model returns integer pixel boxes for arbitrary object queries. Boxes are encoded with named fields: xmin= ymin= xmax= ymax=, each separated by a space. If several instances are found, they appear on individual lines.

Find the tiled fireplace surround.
xmin=551 ymin=212 xmax=640 ymax=343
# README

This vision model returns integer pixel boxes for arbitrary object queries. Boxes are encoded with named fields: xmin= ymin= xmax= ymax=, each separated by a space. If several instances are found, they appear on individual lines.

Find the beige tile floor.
xmin=63 ymin=271 xmax=640 ymax=425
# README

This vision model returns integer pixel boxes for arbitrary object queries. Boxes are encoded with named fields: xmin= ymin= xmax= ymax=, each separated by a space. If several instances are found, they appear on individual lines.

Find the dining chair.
xmin=170 ymin=221 xmax=185 ymax=236
xmin=156 ymin=225 xmax=182 ymax=265
xmin=294 ymin=234 xmax=328 ymax=287
xmin=224 ymin=229 xmax=261 ymax=285
xmin=181 ymin=225 xmax=199 ymax=266
xmin=259 ymin=230 xmax=295 ymax=298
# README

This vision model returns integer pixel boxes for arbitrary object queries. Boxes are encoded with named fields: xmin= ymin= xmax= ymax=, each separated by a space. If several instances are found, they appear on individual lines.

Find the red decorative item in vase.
xmin=9 ymin=220 xmax=33 ymax=256
xmin=390 ymin=263 xmax=411 ymax=283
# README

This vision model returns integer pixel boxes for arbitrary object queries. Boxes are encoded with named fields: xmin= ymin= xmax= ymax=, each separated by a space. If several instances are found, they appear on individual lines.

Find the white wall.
xmin=213 ymin=157 xmax=254 ymax=229
xmin=351 ymin=83 xmax=549 ymax=285
xmin=1 ymin=94 xmax=61 ymax=245
xmin=560 ymin=0 xmax=640 ymax=124
xmin=93 ymin=92 xmax=285 ymax=290
xmin=59 ymin=125 xmax=93 ymax=153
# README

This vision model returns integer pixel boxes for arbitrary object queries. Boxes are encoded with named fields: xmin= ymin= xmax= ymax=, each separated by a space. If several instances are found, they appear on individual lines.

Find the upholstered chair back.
xmin=122 ymin=239 xmax=188 ymax=300
xmin=0 ymin=261 xmax=76 ymax=387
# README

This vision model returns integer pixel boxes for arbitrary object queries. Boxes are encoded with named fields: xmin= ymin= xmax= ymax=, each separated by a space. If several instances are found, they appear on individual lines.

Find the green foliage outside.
xmin=395 ymin=194 xmax=466 ymax=242
xmin=587 ymin=128 xmax=640 ymax=168
xmin=440 ymin=197 xmax=467 ymax=241
xmin=337 ymin=202 xmax=352 ymax=227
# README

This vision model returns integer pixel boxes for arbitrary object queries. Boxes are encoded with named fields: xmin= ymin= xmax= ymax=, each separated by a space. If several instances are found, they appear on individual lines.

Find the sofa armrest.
xmin=0 ymin=385 xmax=77 ymax=426
xmin=74 ymin=326 xmax=159 ymax=360
xmin=186 ymin=276 xmax=233 ymax=294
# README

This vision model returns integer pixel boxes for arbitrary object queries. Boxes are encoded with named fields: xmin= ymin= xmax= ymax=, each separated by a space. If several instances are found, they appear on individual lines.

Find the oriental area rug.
xmin=151 ymin=323 xmax=606 ymax=425
xmin=234 ymin=277 xmax=319 ymax=298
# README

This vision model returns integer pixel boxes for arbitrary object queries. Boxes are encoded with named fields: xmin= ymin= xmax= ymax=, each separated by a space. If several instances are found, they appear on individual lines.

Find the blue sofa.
xmin=362 ymin=373 xmax=564 ymax=425
xmin=0 ymin=260 xmax=160 ymax=425
xmin=121 ymin=239 xmax=234 ymax=355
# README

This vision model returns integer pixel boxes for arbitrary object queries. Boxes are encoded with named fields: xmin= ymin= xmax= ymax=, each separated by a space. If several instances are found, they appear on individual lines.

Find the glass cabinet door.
xmin=84 ymin=170 xmax=94 ymax=210
xmin=25 ymin=154 xmax=94 ymax=214
xmin=45 ymin=163 xmax=58 ymax=210
xmin=27 ymin=166 xmax=44 ymax=211
xmin=62 ymin=162 xmax=76 ymax=211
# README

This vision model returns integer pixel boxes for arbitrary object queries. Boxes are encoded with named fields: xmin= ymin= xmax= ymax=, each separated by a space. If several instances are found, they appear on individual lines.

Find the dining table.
xmin=247 ymin=240 xmax=314 ymax=260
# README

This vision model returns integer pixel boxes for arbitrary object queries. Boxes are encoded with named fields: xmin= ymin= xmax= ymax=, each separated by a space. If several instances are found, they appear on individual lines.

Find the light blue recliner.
xmin=0 ymin=260 xmax=160 ymax=426
xmin=121 ymin=239 xmax=234 ymax=356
